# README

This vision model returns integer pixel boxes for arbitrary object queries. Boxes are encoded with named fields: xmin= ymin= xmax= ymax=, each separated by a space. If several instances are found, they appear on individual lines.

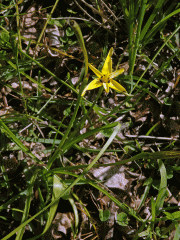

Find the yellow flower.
xmin=81 ymin=47 xmax=127 ymax=96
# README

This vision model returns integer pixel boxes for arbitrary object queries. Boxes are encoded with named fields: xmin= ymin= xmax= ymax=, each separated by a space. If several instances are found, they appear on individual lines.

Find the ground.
xmin=0 ymin=0 xmax=180 ymax=239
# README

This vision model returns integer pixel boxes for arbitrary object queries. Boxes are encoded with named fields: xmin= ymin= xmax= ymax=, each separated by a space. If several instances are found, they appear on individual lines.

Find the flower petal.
xmin=103 ymin=82 xmax=109 ymax=93
xmin=109 ymin=79 xmax=127 ymax=92
xmin=102 ymin=47 xmax=113 ymax=75
xmin=109 ymin=68 xmax=124 ymax=79
xmin=89 ymin=64 xmax=103 ymax=78
xmin=81 ymin=79 xmax=102 ymax=96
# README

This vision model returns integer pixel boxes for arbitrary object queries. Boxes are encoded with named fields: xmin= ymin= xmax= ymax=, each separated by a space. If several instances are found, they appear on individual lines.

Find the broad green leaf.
xmin=42 ymin=175 xmax=70 ymax=235
xmin=174 ymin=222 xmax=180 ymax=240
xmin=155 ymin=159 xmax=167 ymax=212
xmin=99 ymin=209 xmax=110 ymax=222
xmin=116 ymin=212 xmax=129 ymax=226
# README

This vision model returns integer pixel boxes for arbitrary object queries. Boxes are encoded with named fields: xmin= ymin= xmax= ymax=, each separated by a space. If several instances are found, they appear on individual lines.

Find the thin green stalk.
xmin=82 ymin=85 xmax=104 ymax=126
xmin=47 ymin=101 xmax=78 ymax=163
xmin=133 ymin=25 xmax=180 ymax=91
xmin=53 ymin=151 xmax=180 ymax=172
xmin=138 ymin=177 xmax=153 ymax=211
xmin=47 ymin=21 xmax=88 ymax=168
xmin=51 ymin=170 xmax=142 ymax=221
xmin=143 ymin=7 xmax=180 ymax=46
xmin=120 ymin=40 xmax=179 ymax=112
xmin=70 ymin=86 xmax=104 ymax=140
xmin=70 ymin=20 xmax=88 ymax=78
xmin=155 ymin=159 xmax=167 ymax=211
xmin=9 ymin=33 xmax=28 ymax=112
xmin=61 ymin=122 xmax=118 ymax=153
xmin=0 ymin=117 xmax=90 ymax=239
xmin=14 ymin=0 xmax=22 ymax=52
xmin=7 ymin=59 xmax=52 ymax=93
xmin=1 ymin=123 xmax=121 ymax=240
xmin=0 ymin=118 xmax=43 ymax=165
xmin=18 ymin=49 xmax=77 ymax=94
xmin=15 ymin=168 xmax=38 ymax=240
xmin=71 ymin=191 xmax=97 ymax=234
xmin=128 ymin=0 xmax=135 ymax=93
xmin=130 ymin=0 xmax=147 ymax=92
xmin=36 ymin=0 xmax=60 ymax=46
xmin=119 ymin=0 xmax=128 ymax=24
xmin=37 ymin=86 xmax=61 ymax=115
xmin=140 ymin=0 xmax=165 ymax=42
xmin=130 ymin=48 xmax=180 ymax=108
xmin=146 ymin=122 xmax=160 ymax=136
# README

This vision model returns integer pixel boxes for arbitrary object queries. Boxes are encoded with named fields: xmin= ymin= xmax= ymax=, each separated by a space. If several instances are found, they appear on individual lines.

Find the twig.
xmin=74 ymin=0 xmax=102 ymax=26
xmin=125 ymin=134 xmax=178 ymax=141
xmin=100 ymin=0 xmax=120 ymax=24
xmin=81 ymin=0 xmax=118 ymax=28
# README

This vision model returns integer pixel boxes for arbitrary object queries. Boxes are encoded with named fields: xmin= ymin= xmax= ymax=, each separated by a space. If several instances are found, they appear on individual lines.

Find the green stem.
xmin=47 ymin=21 xmax=88 ymax=168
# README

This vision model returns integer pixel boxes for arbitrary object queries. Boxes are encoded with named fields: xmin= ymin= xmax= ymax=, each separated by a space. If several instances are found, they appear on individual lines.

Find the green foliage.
xmin=116 ymin=212 xmax=129 ymax=226
xmin=48 ymin=16 xmax=66 ymax=27
xmin=0 ymin=0 xmax=180 ymax=239
xmin=164 ymin=97 xmax=173 ymax=105
xmin=99 ymin=209 xmax=110 ymax=222
xmin=0 ymin=31 xmax=10 ymax=49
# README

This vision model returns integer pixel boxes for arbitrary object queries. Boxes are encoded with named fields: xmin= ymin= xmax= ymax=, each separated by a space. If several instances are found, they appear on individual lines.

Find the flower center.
xmin=99 ymin=75 xmax=110 ymax=83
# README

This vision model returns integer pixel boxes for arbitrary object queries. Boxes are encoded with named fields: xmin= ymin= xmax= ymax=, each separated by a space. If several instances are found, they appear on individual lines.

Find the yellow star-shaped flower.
xmin=81 ymin=47 xmax=127 ymax=96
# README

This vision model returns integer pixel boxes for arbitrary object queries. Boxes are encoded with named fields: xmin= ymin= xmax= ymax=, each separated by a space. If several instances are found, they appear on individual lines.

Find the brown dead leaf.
xmin=21 ymin=6 xmax=38 ymax=28
xmin=43 ymin=212 xmax=74 ymax=240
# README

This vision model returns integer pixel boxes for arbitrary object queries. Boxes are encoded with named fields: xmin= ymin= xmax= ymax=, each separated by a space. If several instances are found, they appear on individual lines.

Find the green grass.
xmin=0 ymin=0 xmax=180 ymax=239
